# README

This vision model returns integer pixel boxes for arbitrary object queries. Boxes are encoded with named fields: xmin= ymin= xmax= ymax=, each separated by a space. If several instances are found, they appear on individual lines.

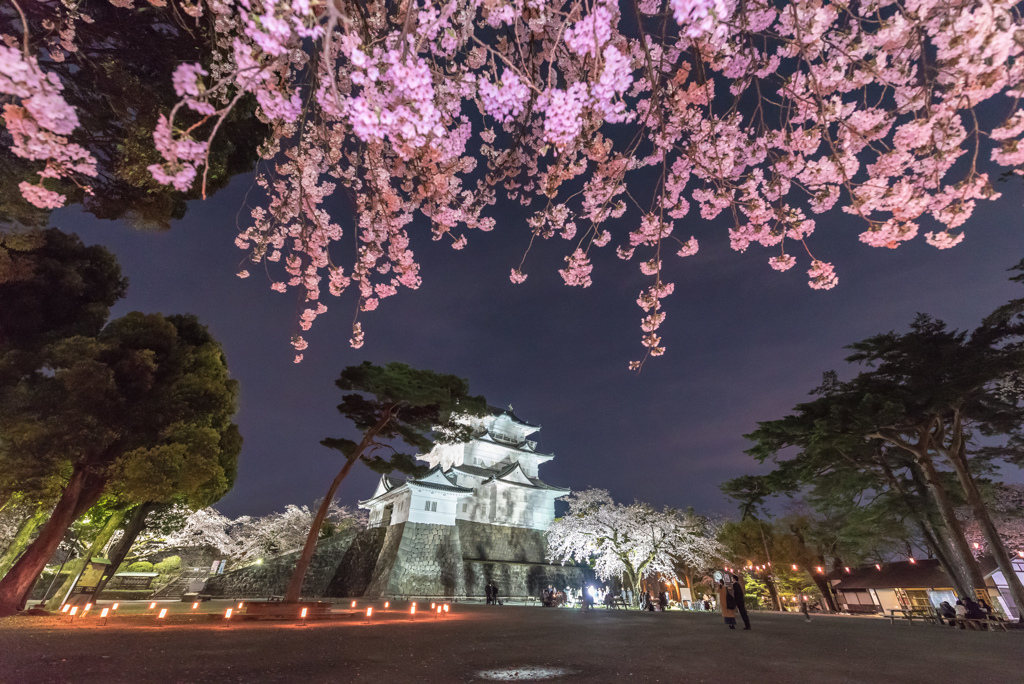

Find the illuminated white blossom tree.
xmin=546 ymin=488 xmax=722 ymax=598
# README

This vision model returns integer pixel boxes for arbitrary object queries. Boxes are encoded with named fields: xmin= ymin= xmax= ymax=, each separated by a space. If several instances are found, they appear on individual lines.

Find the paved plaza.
xmin=0 ymin=601 xmax=1020 ymax=683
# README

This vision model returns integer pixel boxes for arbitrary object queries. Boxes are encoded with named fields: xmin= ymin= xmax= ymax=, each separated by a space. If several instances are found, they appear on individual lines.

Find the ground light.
xmin=365 ymin=607 xmax=372 ymax=623
xmin=435 ymin=606 xmax=442 ymax=618
xmin=84 ymin=602 xmax=92 ymax=612
xmin=100 ymin=607 xmax=109 ymax=626
xmin=351 ymin=601 xmax=357 ymax=608
xmin=225 ymin=608 xmax=233 ymax=619
xmin=300 ymin=607 xmax=307 ymax=626
xmin=111 ymin=602 xmax=119 ymax=611
xmin=410 ymin=605 xmax=416 ymax=620
xmin=431 ymin=602 xmax=436 ymax=609
xmin=60 ymin=605 xmax=70 ymax=613
xmin=443 ymin=604 xmax=449 ymax=614
xmin=192 ymin=602 xmax=199 ymax=609
xmin=149 ymin=602 xmax=156 ymax=610
xmin=384 ymin=602 xmax=389 ymax=609
xmin=238 ymin=602 xmax=244 ymax=609
xmin=158 ymin=608 xmax=167 ymax=619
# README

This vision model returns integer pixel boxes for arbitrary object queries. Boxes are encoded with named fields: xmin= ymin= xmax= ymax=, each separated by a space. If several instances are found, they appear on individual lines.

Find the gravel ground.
xmin=0 ymin=601 xmax=1020 ymax=683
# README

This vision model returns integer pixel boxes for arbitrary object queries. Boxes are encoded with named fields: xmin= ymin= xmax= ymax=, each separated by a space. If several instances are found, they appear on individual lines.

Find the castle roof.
xmin=487 ymin=405 xmax=539 ymax=428
xmin=359 ymin=466 xmax=473 ymax=506
xmin=451 ymin=461 xmax=569 ymax=494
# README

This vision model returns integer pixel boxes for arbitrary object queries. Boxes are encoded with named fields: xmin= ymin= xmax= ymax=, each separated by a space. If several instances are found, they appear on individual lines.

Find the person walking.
xmin=732 ymin=578 xmax=751 ymax=630
xmin=581 ymin=583 xmax=593 ymax=611
xmin=718 ymin=580 xmax=737 ymax=630
xmin=800 ymin=596 xmax=812 ymax=622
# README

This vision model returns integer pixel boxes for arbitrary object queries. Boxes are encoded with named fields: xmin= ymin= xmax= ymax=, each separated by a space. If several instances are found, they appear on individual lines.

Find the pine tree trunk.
xmin=283 ymin=415 xmax=388 ymax=603
xmin=0 ymin=507 xmax=47 ymax=579
xmin=945 ymin=442 xmax=1024 ymax=613
xmin=882 ymin=460 xmax=974 ymax=598
xmin=88 ymin=502 xmax=158 ymax=602
xmin=0 ymin=466 xmax=105 ymax=616
xmin=913 ymin=453 xmax=988 ymax=595
xmin=45 ymin=508 xmax=125 ymax=611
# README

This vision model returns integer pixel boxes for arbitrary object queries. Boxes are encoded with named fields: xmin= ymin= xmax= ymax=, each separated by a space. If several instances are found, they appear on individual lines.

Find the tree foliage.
xmin=546 ymin=488 xmax=722 ymax=596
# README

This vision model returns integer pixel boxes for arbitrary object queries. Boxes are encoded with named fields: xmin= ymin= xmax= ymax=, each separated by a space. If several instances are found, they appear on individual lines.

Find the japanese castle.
xmin=360 ymin=408 xmax=570 ymax=531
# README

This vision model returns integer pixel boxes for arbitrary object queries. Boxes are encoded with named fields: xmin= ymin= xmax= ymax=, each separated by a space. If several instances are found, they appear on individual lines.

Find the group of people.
xmin=484 ymin=580 xmax=501 ymax=605
xmin=540 ymin=585 xmax=568 ymax=607
xmin=936 ymin=597 xmax=996 ymax=628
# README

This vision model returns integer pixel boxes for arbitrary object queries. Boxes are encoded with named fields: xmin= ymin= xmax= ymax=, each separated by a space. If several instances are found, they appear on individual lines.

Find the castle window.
xmin=424 ymin=500 xmax=437 ymax=512
xmin=462 ymin=503 xmax=468 ymax=513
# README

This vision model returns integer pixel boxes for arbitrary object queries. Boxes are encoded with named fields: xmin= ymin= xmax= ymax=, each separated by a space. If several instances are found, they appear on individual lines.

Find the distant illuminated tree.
xmin=546 ymin=489 xmax=722 ymax=599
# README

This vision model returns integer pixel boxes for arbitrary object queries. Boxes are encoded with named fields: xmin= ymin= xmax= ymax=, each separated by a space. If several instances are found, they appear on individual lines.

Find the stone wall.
xmin=456 ymin=520 xmax=547 ymax=564
xmin=203 ymin=530 xmax=358 ymax=599
xmin=464 ymin=561 xmax=588 ymax=600
xmin=364 ymin=522 xmax=465 ymax=598
xmin=323 ymin=527 xmax=387 ymax=598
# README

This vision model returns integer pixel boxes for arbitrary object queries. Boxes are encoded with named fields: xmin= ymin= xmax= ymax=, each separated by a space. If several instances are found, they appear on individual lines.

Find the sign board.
xmin=218 ymin=560 xmax=227 ymax=574
xmin=76 ymin=561 xmax=109 ymax=590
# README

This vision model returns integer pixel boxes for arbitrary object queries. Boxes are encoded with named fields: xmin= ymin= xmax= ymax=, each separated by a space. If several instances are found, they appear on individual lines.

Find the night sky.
xmin=59 ymin=170 xmax=1023 ymax=520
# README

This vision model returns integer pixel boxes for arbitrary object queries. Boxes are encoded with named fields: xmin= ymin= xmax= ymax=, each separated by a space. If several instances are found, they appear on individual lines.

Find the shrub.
xmin=154 ymin=555 xmax=181 ymax=575
xmin=126 ymin=561 xmax=154 ymax=573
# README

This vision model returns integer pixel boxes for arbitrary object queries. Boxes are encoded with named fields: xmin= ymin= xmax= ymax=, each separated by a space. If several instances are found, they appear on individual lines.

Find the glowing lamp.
xmin=844 ymin=567 xmax=851 ymax=573
xmin=225 ymin=608 xmax=233 ymax=619
xmin=366 ymin=607 xmax=372 ymax=618
xmin=112 ymin=603 xmax=119 ymax=610
xmin=84 ymin=603 xmax=93 ymax=611
xmin=411 ymin=606 xmax=416 ymax=615
xmin=61 ymin=605 xmax=70 ymax=613
xmin=973 ymin=543 xmax=980 ymax=550
xmin=431 ymin=602 xmax=436 ymax=609
xmin=412 ymin=602 xmax=417 ymax=607
xmin=1018 ymin=551 xmax=1024 ymax=558
xmin=443 ymin=604 xmax=449 ymax=613
xmin=69 ymin=606 xmax=78 ymax=616
xmin=791 ymin=565 xmax=798 ymax=571
xmin=256 ymin=559 xmax=263 ymax=564
xmin=909 ymin=557 xmax=916 ymax=564
xmin=100 ymin=608 xmax=109 ymax=618
xmin=149 ymin=602 xmax=157 ymax=610
xmin=238 ymin=602 xmax=244 ymax=609
xmin=815 ymin=567 xmax=823 ymax=574
xmin=436 ymin=606 xmax=441 ymax=615
xmin=875 ymin=564 xmax=882 ymax=570
xmin=384 ymin=602 xmax=389 ymax=608
xmin=158 ymin=608 xmax=167 ymax=619
xmin=192 ymin=602 xmax=199 ymax=610
xmin=301 ymin=607 xmax=308 ymax=618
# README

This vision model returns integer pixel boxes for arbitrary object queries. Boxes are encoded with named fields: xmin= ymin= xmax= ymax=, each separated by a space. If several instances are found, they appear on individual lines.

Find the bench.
xmin=888 ymin=609 xmax=934 ymax=625
xmin=953 ymin=616 xmax=1008 ymax=632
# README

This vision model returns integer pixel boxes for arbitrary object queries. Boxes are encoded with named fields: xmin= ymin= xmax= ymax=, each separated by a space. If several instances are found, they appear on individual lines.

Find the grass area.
xmin=1 ymin=602 xmax=1021 ymax=683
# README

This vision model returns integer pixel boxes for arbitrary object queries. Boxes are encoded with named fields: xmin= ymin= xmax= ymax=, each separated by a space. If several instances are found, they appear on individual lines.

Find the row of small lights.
xmin=60 ymin=599 xmax=452 ymax=624
xmin=736 ymin=550 xmax=1024 ymax=575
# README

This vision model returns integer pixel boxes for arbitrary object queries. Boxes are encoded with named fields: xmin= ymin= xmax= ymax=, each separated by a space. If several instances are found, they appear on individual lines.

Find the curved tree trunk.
xmin=88 ymin=502 xmax=158 ymax=602
xmin=913 ymin=454 xmax=988 ymax=595
xmin=945 ymin=442 xmax=1024 ymax=614
xmin=45 ymin=508 xmax=125 ymax=611
xmin=0 ymin=507 xmax=48 ymax=579
xmin=284 ymin=413 xmax=389 ymax=603
xmin=0 ymin=466 xmax=106 ymax=616
xmin=879 ymin=459 xmax=973 ymax=598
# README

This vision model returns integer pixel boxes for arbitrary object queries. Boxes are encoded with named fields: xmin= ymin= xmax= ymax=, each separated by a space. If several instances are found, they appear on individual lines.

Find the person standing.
xmin=718 ymin=580 xmax=737 ymax=629
xmin=485 ymin=581 xmax=493 ymax=605
xmin=800 ymin=596 xmax=812 ymax=622
xmin=732 ymin=579 xmax=751 ymax=630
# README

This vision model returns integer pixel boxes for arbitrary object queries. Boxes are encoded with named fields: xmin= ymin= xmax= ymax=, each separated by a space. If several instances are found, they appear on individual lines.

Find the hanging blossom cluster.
xmin=0 ymin=44 xmax=96 ymax=209
xmin=9 ymin=0 xmax=1024 ymax=367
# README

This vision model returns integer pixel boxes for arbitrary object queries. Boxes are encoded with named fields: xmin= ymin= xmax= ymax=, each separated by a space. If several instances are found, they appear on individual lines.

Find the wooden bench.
xmin=888 ymin=609 xmax=934 ymax=625
xmin=953 ymin=616 xmax=1008 ymax=632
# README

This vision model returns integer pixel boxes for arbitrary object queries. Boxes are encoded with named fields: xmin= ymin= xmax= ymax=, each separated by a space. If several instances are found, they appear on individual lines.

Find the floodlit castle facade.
xmin=360 ymin=410 xmax=568 ymax=531
xmin=353 ymin=408 xmax=586 ymax=599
